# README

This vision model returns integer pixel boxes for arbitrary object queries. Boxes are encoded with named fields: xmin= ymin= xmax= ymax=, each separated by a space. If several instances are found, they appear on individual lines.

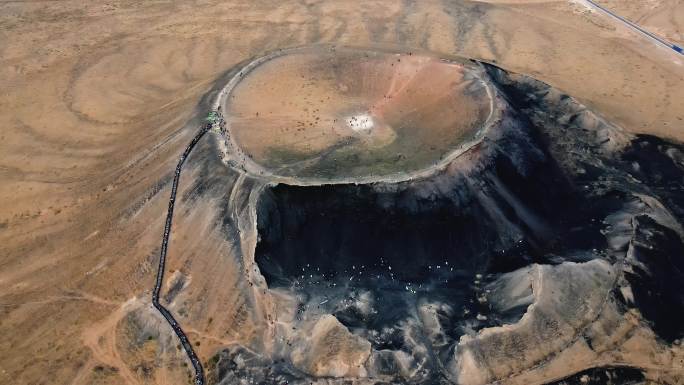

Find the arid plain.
xmin=1 ymin=1 xmax=684 ymax=384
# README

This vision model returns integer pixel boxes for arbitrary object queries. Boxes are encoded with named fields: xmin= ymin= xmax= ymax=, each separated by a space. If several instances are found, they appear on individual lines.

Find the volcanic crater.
xmin=188 ymin=46 xmax=684 ymax=384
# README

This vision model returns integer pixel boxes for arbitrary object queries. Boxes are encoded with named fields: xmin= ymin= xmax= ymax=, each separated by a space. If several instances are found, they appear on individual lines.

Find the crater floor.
xmin=217 ymin=46 xmax=494 ymax=182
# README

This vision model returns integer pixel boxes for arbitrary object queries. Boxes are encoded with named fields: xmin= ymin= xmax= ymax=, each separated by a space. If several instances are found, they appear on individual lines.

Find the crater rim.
xmin=213 ymin=44 xmax=500 ymax=185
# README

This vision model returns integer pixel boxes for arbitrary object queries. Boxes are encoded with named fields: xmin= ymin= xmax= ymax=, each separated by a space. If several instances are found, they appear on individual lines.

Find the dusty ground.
xmin=1 ymin=1 xmax=683 ymax=384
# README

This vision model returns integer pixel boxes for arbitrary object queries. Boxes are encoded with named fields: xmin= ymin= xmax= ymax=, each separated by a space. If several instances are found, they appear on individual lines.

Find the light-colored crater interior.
xmin=221 ymin=46 xmax=494 ymax=180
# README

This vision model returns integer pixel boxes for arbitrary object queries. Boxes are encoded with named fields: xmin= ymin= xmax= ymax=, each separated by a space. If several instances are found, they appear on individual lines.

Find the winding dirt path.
xmin=75 ymin=297 xmax=142 ymax=385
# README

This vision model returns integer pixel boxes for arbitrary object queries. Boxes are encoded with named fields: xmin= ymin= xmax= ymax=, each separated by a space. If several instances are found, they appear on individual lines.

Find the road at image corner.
xmin=580 ymin=0 xmax=683 ymax=55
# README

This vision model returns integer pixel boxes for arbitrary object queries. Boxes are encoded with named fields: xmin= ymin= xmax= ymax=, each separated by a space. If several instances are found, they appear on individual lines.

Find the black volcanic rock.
xmin=544 ymin=366 xmax=645 ymax=385
xmin=624 ymin=214 xmax=684 ymax=343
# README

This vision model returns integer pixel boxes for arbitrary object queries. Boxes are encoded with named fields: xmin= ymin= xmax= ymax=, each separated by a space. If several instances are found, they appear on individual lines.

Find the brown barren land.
xmin=0 ymin=1 xmax=683 ymax=385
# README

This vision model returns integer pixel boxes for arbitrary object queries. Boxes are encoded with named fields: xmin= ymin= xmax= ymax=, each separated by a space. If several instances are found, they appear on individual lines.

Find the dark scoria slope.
xmin=489 ymin=64 xmax=684 ymax=344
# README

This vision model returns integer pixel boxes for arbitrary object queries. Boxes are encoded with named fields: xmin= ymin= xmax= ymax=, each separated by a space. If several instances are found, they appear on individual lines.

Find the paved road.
xmin=581 ymin=0 xmax=683 ymax=55
xmin=152 ymin=122 xmax=212 ymax=385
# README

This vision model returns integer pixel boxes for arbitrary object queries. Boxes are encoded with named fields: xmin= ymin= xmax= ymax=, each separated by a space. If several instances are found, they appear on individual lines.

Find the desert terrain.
xmin=1 ymin=1 xmax=684 ymax=385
